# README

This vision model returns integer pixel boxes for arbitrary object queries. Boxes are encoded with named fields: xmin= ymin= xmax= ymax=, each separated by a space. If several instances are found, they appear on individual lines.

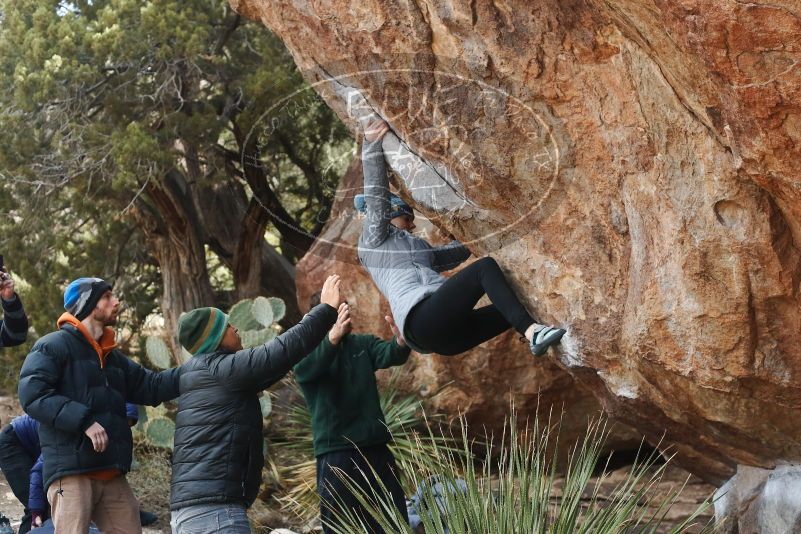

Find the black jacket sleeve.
xmin=210 ymin=303 xmax=338 ymax=392
xmin=18 ymin=344 xmax=92 ymax=433
xmin=1 ymin=294 xmax=28 ymax=348
xmin=119 ymin=355 xmax=182 ymax=406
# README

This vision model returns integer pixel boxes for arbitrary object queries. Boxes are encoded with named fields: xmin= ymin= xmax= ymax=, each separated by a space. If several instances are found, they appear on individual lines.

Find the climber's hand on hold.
xmin=365 ymin=119 xmax=389 ymax=143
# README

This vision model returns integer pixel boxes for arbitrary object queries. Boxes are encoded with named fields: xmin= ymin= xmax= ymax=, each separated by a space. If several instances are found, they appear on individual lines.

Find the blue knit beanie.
xmin=64 ymin=277 xmax=113 ymax=321
xmin=354 ymin=193 xmax=414 ymax=220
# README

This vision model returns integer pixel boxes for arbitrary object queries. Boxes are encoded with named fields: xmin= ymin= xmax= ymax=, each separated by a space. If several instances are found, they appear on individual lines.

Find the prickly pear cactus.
xmin=252 ymin=296 xmax=274 ymax=327
xmin=240 ymin=327 xmax=278 ymax=348
xmin=145 ymin=336 xmax=173 ymax=369
xmin=268 ymin=297 xmax=286 ymax=323
xmin=229 ymin=299 xmax=261 ymax=331
xmin=227 ymin=296 xmax=285 ymax=349
xmin=145 ymin=417 xmax=175 ymax=449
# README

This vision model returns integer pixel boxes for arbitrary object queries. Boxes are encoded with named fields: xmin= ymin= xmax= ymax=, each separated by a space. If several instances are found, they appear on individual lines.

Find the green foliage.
xmin=239 ymin=327 xmax=278 ymax=348
xmin=268 ymin=297 xmax=286 ymax=323
xmin=268 ymin=379 xmax=456 ymax=523
xmin=0 ymin=0 xmax=354 ymax=379
xmin=252 ymin=296 xmax=275 ymax=327
xmin=137 ymin=405 xmax=175 ymax=450
xmin=326 ymin=414 xmax=713 ymax=534
xmin=145 ymin=335 xmax=173 ymax=369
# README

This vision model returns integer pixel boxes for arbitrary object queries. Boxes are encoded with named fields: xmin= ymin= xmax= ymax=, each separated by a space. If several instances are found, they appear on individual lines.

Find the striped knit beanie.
xmin=64 ymin=277 xmax=113 ymax=321
xmin=178 ymin=307 xmax=229 ymax=355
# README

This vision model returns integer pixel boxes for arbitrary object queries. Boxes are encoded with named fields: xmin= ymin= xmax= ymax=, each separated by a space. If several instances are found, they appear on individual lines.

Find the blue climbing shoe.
xmin=530 ymin=326 xmax=566 ymax=357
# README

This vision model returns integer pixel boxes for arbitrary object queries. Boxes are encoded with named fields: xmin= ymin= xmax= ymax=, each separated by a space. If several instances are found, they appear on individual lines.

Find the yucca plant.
xmin=324 ymin=412 xmax=713 ymax=534
xmin=269 ymin=377 xmax=458 ymax=523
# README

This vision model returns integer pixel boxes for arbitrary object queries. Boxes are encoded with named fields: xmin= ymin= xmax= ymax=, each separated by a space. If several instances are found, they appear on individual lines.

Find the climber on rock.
xmin=355 ymin=119 xmax=566 ymax=358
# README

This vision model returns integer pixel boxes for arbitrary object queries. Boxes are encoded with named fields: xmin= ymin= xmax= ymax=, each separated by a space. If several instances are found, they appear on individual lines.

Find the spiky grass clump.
xmin=325 ymin=413 xmax=713 ymax=534
xmin=269 ymin=379 xmax=456 ymax=523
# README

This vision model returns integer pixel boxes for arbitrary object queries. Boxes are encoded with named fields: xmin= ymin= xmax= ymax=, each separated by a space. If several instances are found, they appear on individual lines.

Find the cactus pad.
xmin=146 ymin=417 xmax=175 ymax=449
xmin=268 ymin=297 xmax=286 ymax=323
xmin=228 ymin=299 xmax=261 ymax=331
xmin=240 ymin=327 xmax=277 ymax=348
xmin=145 ymin=336 xmax=173 ymax=369
xmin=252 ymin=296 xmax=275 ymax=327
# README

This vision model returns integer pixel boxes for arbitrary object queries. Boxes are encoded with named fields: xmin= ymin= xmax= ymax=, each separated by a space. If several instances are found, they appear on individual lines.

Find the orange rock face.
xmin=234 ymin=0 xmax=801 ymax=483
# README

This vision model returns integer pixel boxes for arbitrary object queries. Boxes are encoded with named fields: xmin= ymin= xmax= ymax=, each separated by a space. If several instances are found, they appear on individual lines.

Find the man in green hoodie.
xmin=294 ymin=293 xmax=411 ymax=534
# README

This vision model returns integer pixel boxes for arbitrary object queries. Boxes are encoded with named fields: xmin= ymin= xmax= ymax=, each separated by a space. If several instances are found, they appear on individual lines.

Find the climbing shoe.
xmin=530 ymin=326 xmax=566 ymax=357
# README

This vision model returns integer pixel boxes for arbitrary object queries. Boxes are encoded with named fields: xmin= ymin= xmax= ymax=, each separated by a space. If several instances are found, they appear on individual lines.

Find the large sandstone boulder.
xmin=233 ymin=0 xmax=801 ymax=484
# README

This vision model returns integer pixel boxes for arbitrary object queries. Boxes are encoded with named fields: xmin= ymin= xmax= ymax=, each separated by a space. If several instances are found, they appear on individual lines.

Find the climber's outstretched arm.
xmin=360 ymin=121 xmax=392 ymax=248
xmin=431 ymin=241 xmax=472 ymax=272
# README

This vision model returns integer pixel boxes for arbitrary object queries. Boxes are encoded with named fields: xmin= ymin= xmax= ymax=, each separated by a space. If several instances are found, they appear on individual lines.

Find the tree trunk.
xmin=231 ymin=123 xmax=315 ymax=259
xmin=133 ymin=172 xmax=216 ymax=358
xmin=196 ymin=180 xmax=300 ymax=323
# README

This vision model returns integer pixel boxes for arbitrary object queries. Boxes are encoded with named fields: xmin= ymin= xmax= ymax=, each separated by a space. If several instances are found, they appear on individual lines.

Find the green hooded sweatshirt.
xmin=293 ymin=333 xmax=410 ymax=457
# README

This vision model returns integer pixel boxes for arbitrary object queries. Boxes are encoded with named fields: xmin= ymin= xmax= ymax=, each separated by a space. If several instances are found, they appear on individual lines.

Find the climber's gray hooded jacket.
xmin=357 ymin=138 xmax=471 ymax=352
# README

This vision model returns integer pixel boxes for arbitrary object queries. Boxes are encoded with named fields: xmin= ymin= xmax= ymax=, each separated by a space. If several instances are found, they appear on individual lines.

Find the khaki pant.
xmin=47 ymin=474 xmax=141 ymax=534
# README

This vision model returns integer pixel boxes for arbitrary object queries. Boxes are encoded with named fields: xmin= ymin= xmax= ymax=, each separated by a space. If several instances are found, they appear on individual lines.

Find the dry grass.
xmin=128 ymin=437 xmax=301 ymax=533
xmin=128 ymin=438 xmax=173 ymax=532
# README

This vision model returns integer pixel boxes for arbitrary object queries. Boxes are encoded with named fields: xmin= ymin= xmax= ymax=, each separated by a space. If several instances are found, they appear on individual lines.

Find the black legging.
xmin=404 ymin=257 xmax=535 ymax=356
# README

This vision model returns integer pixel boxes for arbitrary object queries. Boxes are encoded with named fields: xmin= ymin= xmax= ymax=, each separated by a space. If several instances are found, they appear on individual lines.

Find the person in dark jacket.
xmin=0 ymin=266 xmax=28 ymax=348
xmin=294 ymin=292 xmax=410 ymax=534
xmin=18 ymin=277 xmax=181 ymax=534
xmin=26 ymin=404 xmax=158 ymax=530
xmin=169 ymin=274 xmax=343 ymax=534
xmin=0 ymin=414 xmax=41 ymax=533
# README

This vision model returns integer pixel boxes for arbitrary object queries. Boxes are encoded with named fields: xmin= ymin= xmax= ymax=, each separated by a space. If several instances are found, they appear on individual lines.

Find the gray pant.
xmin=170 ymin=504 xmax=250 ymax=534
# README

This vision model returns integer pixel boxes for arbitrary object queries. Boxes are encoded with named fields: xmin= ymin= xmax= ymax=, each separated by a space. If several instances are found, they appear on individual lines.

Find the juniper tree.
xmin=0 ymin=0 xmax=353 ymax=349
